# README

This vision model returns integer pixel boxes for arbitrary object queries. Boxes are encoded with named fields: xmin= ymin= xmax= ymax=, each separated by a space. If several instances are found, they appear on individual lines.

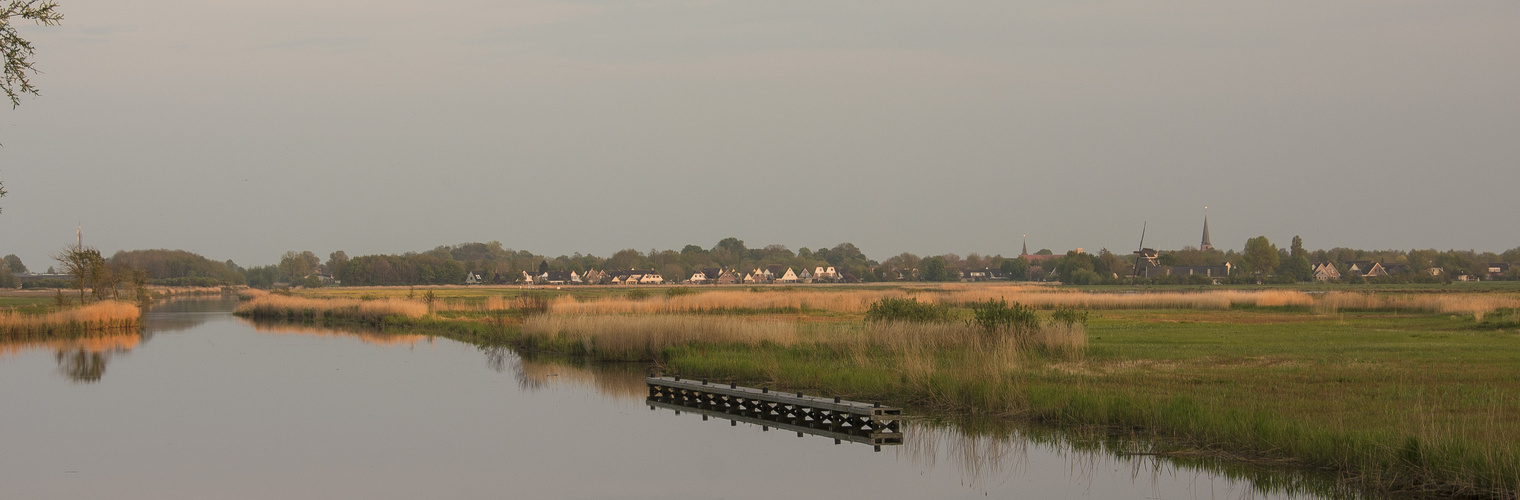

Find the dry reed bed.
xmin=519 ymin=313 xmax=1085 ymax=368
xmin=544 ymin=287 xmax=1520 ymax=319
xmin=548 ymin=289 xmax=913 ymax=314
xmin=1314 ymin=292 xmax=1520 ymax=320
xmin=235 ymin=295 xmax=428 ymax=324
xmin=520 ymin=315 xmax=799 ymax=360
xmin=546 ymin=288 xmax=1314 ymax=314
xmin=0 ymin=301 xmax=142 ymax=337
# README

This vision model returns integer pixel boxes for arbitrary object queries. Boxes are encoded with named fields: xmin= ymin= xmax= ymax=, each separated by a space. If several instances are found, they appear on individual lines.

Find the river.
xmin=0 ymin=299 xmax=1342 ymax=499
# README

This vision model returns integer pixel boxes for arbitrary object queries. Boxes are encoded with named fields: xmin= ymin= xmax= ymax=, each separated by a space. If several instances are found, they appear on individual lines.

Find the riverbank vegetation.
xmin=0 ymin=300 xmax=141 ymax=338
xmin=251 ymin=283 xmax=1519 ymax=497
xmin=233 ymin=293 xmax=427 ymax=326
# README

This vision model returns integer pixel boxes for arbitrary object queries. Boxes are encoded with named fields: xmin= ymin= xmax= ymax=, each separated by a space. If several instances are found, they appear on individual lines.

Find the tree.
xmin=278 ymin=250 xmax=320 ymax=282
xmin=53 ymin=245 xmax=104 ymax=304
xmin=1241 ymin=236 xmax=1280 ymax=277
xmin=326 ymin=251 xmax=349 ymax=279
xmin=2 ymin=1 xmax=61 ymax=108
xmin=921 ymin=257 xmax=950 ymax=281
xmin=999 ymin=257 xmax=1031 ymax=281
xmin=1290 ymin=235 xmax=1306 ymax=259
xmin=1280 ymin=255 xmax=1313 ymax=283
xmin=3 ymin=253 xmax=24 ymax=273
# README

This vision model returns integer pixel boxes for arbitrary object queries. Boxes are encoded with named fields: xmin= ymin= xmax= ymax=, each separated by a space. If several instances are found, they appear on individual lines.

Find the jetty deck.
xmin=645 ymin=376 xmax=903 ymax=448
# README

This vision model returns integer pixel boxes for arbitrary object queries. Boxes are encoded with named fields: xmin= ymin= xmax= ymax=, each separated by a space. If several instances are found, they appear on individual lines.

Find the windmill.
xmin=1130 ymin=221 xmax=1156 ymax=281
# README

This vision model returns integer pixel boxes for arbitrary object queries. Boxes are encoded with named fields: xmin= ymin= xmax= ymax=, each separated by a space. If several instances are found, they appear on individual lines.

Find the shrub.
xmin=967 ymin=299 xmax=1039 ymax=334
xmin=865 ymin=297 xmax=952 ymax=323
xmin=664 ymin=287 xmax=697 ymax=297
xmin=624 ymin=289 xmax=651 ymax=301
xmin=1051 ymin=307 xmax=1088 ymax=327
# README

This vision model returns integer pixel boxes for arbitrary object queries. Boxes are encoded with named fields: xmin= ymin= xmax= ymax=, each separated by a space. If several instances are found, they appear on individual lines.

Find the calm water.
xmin=0 ymin=300 xmax=1338 ymax=499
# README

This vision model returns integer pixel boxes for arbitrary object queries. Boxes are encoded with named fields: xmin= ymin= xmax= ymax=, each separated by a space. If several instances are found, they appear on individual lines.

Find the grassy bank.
xmin=266 ymin=284 xmax=1520 ymax=497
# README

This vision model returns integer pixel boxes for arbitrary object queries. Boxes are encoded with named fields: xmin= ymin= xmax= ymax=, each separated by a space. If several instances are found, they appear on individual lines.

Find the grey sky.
xmin=2 ymin=0 xmax=1516 ymax=268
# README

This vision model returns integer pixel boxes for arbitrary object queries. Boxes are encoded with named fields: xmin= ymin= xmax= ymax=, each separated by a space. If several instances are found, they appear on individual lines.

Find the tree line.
xmin=7 ymin=236 xmax=1519 ymax=291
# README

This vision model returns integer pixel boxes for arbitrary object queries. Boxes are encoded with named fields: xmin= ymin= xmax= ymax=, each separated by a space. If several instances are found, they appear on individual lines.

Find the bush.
xmin=865 ymin=297 xmax=952 ymax=323
xmin=625 ymin=289 xmax=651 ymax=301
xmin=665 ymin=287 xmax=697 ymax=297
xmin=967 ymin=299 xmax=1039 ymax=334
xmin=1051 ymin=307 xmax=1089 ymax=327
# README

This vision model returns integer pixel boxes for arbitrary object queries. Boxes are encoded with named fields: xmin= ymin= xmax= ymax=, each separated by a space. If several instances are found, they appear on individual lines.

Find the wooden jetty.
xmin=645 ymin=376 xmax=903 ymax=449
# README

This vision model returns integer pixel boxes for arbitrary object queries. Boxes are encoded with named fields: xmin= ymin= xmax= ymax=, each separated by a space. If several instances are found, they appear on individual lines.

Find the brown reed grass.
xmin=0 ymin=301 xmax=142 ymax=337
xmin=1314 ymin=292 xmax=1520 ymax=320
xmin=520 ymin=314 xmax=799 ymax=360
xmin=234 ymin=295 xmax=428 ymax=324
xmin=548 ymin=289 xmax=915 ymax=314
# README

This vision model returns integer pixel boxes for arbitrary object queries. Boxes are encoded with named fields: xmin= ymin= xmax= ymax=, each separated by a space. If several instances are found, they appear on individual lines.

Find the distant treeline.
xmin=7 ymin=237 xmax=1519 ymax=289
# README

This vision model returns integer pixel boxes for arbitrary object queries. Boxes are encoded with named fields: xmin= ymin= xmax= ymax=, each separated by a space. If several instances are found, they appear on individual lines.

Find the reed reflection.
xmin=240 ymin=318 xmax=433 ymax=348
xmin=142 ymin=297 xmax=242 ymax=334
xmin=501 ymin=349 xmax=648 ymax=400
xmin=1 ymin=332 xmax=144 ymax=383
xmin=898 ymin=418 xmax=1355 ymax=499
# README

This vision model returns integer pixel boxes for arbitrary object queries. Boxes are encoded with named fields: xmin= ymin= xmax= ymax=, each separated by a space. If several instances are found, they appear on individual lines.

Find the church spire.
xmin=1200 ymin=208 xmax=1213 ymax=251
xmin=1021 ymin=235 xmax=1028 ymax=256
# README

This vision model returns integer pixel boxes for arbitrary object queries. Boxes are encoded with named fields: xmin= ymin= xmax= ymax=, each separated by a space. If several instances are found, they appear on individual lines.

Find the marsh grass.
xmin=1315 ymin=292 xmax=1520 ymax=320
xmin=234 ymin=295 xmax=428 ymax=325
xmin=519 ymin=314 xmax=799 ymax=361
xmin=0 ymin=301 xmax=141 ymax=337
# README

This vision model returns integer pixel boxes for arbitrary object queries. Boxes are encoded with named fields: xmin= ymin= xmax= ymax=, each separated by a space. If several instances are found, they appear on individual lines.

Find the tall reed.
xmin=520 ymin=314 xmax=798 ymax=360
xmin=1314 ymin=292 xmax=1520 ymax=320
xmin=234 ymin=295 xmax=428 ymax=324
xmin=0 ymin=301 xmax=141 ymax=337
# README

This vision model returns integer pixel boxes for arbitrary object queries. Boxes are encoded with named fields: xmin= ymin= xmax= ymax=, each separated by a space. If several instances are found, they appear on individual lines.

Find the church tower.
xmin=1200 ymin=209 xmax=1213 ymax=251
xmin=1021 ymin=235 xmax=1028 ymax=256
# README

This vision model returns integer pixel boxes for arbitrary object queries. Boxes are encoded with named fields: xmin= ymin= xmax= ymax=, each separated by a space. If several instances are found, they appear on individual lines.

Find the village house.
xmin=687 ymin=271 xmax=708 ymax=284
xmin=1488 ymin=263 xmax=1511 ymax=279
xmin=1343 ymin=261 xmax=1388 ymax=278
xmin=582 ymin=269 xmax=606 ymax=284
xmin=961 ymin=267 xmax=1004 ymax=281
xmin=775 ymin=268 xmax=799 ymax=283
xmin=1312 ymin=262 xmax=1341 ymax=281
xmin=543 ymin=270 xmax=579 ymax=285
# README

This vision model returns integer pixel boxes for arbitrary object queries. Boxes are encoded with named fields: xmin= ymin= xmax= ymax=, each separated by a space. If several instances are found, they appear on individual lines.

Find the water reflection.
xmin=240 ymin=318 xmax=433 ymax=348
xmin=143 ymin=297 xmax=242 ymax=333
xmin=900 ymin=418 xmax=1359 ymax=499
xmin=1 ymin=331 xmax=144 ymax=383
xmin=225 ymin=318 xmax=1347 ymax=499
xmin=502 ymin=349 xmax=649 ymax=399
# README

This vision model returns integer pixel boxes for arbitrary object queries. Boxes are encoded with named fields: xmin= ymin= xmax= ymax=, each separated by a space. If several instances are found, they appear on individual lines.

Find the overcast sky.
xmin=1 ymin=0 xmax=1516 ymax=268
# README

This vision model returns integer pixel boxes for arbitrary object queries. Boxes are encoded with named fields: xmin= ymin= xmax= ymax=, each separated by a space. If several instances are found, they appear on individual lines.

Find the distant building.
xmin=1312 ymin=263 xmax=1341 ymax=281
xmin=1343 ymin=261 xmax=1388 ymax=278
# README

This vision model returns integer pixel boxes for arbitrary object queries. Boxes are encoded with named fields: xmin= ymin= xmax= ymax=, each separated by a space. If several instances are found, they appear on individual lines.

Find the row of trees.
xmin=9 ymin=237 xmax=1520 ymax=291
